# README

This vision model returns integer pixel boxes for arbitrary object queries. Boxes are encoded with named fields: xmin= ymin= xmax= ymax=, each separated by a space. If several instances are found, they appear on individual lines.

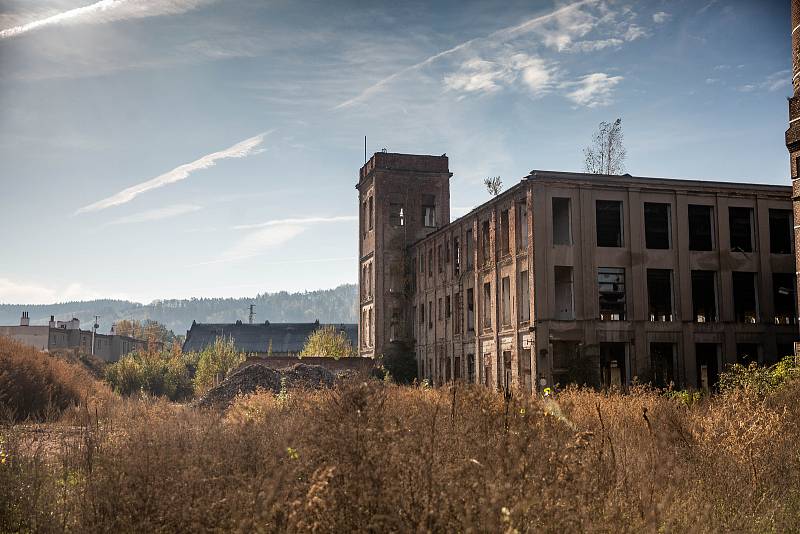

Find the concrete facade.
xmin=358 ymin=153 xmax=798 ymax=392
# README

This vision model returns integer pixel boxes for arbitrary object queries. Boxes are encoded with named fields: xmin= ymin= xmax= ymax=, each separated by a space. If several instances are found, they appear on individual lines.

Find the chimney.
xmin=20 ymin=311 xmax=29 ymax=327
xmin=49 ymin=315 xmax=55 ymax=328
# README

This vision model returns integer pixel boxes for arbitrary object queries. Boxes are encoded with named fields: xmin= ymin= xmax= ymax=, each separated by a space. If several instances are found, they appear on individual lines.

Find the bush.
xmin=0 ymin=336 xmax=111 ymax=421
xmin=193 ymin=337 xmax=245 ymax=394
xmin=300 ymin=325 xmax=355 ymax=358
xmin=105 ymin=346 xmax=195 ymax=401
xmin=719 ymin=355 xmax=800 ymax=396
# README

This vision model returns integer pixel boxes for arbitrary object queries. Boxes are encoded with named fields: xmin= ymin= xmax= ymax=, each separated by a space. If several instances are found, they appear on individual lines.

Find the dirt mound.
xmin=196 ymin=362 xmax=338 ymax=409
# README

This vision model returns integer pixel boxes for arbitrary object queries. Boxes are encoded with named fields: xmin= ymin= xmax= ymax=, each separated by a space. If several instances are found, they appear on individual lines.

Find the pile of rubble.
xmin=195 ymin=362 xmax=340 ymax=409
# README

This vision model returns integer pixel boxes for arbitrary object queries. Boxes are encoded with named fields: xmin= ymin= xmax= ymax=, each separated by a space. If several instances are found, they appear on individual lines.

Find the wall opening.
xmin=769 ymin=209 xmax=792 ymax=254
xmin=596 ymin=200 xmax=623 ymax=247
xmin=736 ymin=343 xmax=759 ymax=366
xmin=644 ymin=202 xmax=671 ymax=249
xmin=691 ymin=270 xmax=717 ymax=322
xmin=467 ymin=354 xmax=475 ymax=382
xmin=773 ymin=273 xmax=797 ymax=324
xmin=466 ymin=229 xmax=474 ymax=270
xmin=695 ymin=343 xmax=719 ymax=392
xmin=688 ymin=204 xmax=714 ymax=251
xmin=453 ymin=236 xmax=461 ymax=274
xmin=552 ymin=197 xmax=572 ymax=245
xmin=598 ymin=267 xmax=626 ymax=320
xmin=389 ymin=203 xmax=404 ymax=227
xmin=517 ymin=199 xmax=529 ymax=250
xmin=519 ymin=270 xmax=530 ymax=322
xmin=499 ymin=209 xmax=510 ymax=256
xmin=600 ymin=342 xmax=627 ymax=387
xmin=647 ymin=269 xmax=673 ymax=321
xmin=422 ymin=194 xmax=436 ymax=227
xmin=482 ymin=282 xmax=492 ymax=329
xmin=467 ymin=288 xmax=475 ymax=332
xmin=481 ymin=220 xmax=491 ymax=265
xmin=732 ymin=271 xmax=758 ymax=323
xmin=729 ymin=206 xmax=754 ymax=252
xmin=501 ymin=276 xmax=511 ymax=326
xmin=649 ymin=342 xmax=675 ymax=388
xmin=554 ymin=266 xmax=574 ymax=320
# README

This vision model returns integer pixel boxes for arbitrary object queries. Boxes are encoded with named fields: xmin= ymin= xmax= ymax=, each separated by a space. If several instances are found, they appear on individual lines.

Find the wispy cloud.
xmin=333 ymin=0 xmax=598 ymax=109
xmin=233 ymin=215 xmax=358 ymax=231
xmin=0 ymin=0 xmax=213 ymax=40
xmin=562 ymin=72 xmax=623 ymax=107
xmin=0 ymin=278 xmax=113 ymax=304
xmin=652 ymin=12 xmax=671 ymax=24
xmin=444 ymin=53 xmax=556 ymax=97
xmin=75 ymin=132 xmax=270 ymax=215
xmin=107 ymin=204 xmax=202 ymax=225
xmin=738 ymin=70 xmax=791 ymax=93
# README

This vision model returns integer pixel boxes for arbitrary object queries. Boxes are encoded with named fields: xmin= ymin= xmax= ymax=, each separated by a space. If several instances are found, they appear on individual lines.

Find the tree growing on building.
xmin=300 ymin=325 xmax=355 ymax=358
xmin=484 ymin=176 xmax=502 ymax=196
xmin=584 ymin=118 xmax=627 ymax=175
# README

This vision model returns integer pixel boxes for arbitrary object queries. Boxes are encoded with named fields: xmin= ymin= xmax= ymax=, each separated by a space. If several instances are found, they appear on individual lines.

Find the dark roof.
xmin=181 ymin=322 xmax=358 ymax=354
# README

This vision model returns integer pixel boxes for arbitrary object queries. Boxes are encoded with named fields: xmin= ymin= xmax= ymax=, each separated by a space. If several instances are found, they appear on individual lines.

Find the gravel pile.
xmin=195 ymin=362 xmax=339 ymax=409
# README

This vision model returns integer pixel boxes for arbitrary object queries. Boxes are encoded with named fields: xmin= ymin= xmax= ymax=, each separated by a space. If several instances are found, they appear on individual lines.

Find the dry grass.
xmin=2 ymin=377 xmax=800 ymax=533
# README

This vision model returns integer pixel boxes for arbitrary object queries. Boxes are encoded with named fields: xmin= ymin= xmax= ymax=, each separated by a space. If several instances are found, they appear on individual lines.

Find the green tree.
xmin=193 ymin=336 xmax=245 ymax=394
xmin=300 ymin=325 xmax=355 ymax=358
xmin=105 ymin=345 xmax=194 ymax=401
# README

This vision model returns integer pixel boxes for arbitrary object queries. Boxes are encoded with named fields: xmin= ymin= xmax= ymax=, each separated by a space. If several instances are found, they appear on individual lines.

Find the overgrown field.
xmin=2 ymin=337 xmax=800 ymax=532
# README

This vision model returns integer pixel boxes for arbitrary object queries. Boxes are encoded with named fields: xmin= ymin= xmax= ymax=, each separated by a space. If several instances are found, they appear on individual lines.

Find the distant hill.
xmin=0 ymin=284 xmax=358 ymax=336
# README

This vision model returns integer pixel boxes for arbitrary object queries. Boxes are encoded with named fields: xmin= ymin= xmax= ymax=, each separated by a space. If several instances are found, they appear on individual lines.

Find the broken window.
xmin=453 ymin=236 xmax=461 ymax=275
xmin=467 ymin=354 xmax=475 ymax=383
xmin=555 ymin=266 xmax=574 ymax=320
xmin=596 ymin=200 xmax=623 ymax=247
xmin=729 ymin=207 xmax=754 ymax=252
xmin=368 ymin=196 xmax=374 ymax=230
xmin=644 ymin=203 xmax=671 ymax=249
xmin=519 ymin=270 xmax=530 ymax=322
xmin=553 ymin=197 xmax=572 ymax=245
xmin=428 ymin=301 xmax=433 ymax=329
xmin=650 ymin=343 xmax=675 ymax=389
xmin=696 ymin=343 xmax=719 ymax=392
xmin=517 ymin=200 xmax=529 ymax=250
xmin=445 ymin=295 xmax=451 ymax=319
xmin=501 ymin=276 xmax=511 ymax=326
xmin=445 ymin=239 xmax=450 ymax=263
xmin=428 ymin=248 xmax=433 ymax=277
xmin=419 ymin=305 xmax=425 ymax=327
xmin=466 ymin=229 xmax=474 ymax=270
xmin=600 ymin=343 xmax=626 ymax=388
xmin=422 ymin=195 xmax=436 ymax=227
xmin=773 ymin=273 xmax=796 ymax=324
xmin=769 ymin=209 xmax=792 ymax=254
xmin=454 ymin=293 xmax=462 ymax=334
xmin=732 ymin=271 xmax=758 ymax=323
xmin=367 ymin=308 xmax=372 ymax=346
xmin=499 ymin=209 xmax=510 ymax=256
xmin=413 ymin=305 xmax=418 ymax=336
xmin=598 ymin=267 xmax=626 ymax=320
xmin=647 ymin=269 xmax=673 ymax=321
xmin=688 ymin=205 xmax=714 ymax=251
xmin=736 ymin=343 xmax=759 ymax=366
xmin=691 ymin=270 xmax=717 ymax=322
xmin=438 ymin=245 xmax=443 ymax=273
xmin=438 ymin=298 xmax=443 ymax=321
xmin=419 ymin=254 xmax=424 ymax=273
xmin=483 ymin=282 xmax=492 ymax=329
xmin=481 ymin=220 xmax=491 ymax=265
xmin=389 ymin=203 xmax=405 ymax=227
xmin=467 ymin=288 xmax=475 ymax=332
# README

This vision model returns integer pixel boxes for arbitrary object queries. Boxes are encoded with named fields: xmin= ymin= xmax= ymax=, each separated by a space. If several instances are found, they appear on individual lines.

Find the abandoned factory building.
xmin=357 ymin=152 xmax=798 ymax=392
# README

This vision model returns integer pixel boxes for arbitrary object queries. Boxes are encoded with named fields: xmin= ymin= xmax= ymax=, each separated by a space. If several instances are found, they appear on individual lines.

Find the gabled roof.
xmin=181 ymin=322 xmax=358 ymax=354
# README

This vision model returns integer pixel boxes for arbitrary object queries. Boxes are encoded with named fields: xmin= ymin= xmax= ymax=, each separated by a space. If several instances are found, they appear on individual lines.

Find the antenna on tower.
xmin=364 ymin=135 xmax=367 ymax=163
xmin=248 ymin=304 xmax=256 ymax=324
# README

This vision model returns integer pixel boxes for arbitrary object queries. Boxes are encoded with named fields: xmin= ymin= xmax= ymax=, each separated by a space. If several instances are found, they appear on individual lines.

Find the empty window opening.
xmin=502 ymin=350 xmax=513 ymax=391
xmin=438 ymin=245 xmax=443 ymax=273
xmin=419 ymin=305 xmax=425 ymax=327
xmin=389 ymin=203 xmax=404 ymax=227
xmin=454 ymin=293 xmax=462 ymax=334
xmin=437 ymin=298 xmax=443 ymax=321
xmin=519 ymin=270 xmax=530 ymax=322
xmin=644 ymin=203 xmax=671 ymax=249
xmin=367 ymin=309 xmax=372 ymax=346
xmin=368 ymin=197 xmax=374 ymax=230
xmin=517 ymin=200 xmax=529 ymax=250
xmin=736 ymin=343 xmax=759 ymax=366
xmin=554 ymin=266 xmax=574 ymax=320
xmin=454 ymin=356 xmax=461 ymax=380
xmin=773 ymin=273 xmax=796 ymax=324
xmin=428 ymin=301 xmax=433 ymax=329
xmin=419 ymin=254 xmax=424 ymax=273
xmin=428 ymin=249 xmax=433 ymax=277
xmin=729 ymin=207 xmax=754 ymax=252
xmin=769 ymin=209 xmax=792 ymax=254
xmin=647 ymin=269 xmax=673 ymax=321
xmin=445 ymin=240 xmax=450 ymax=263
xmin=483 ymin=282 xmax=492 ymax=329
xmin=600 ymin=343 xmax=627 ymax=388
xmin=598 ymin=267 xmax=626 ymax=320
xmin=422 ymin=195 xmax=436 ymax=227
xmin=499 ymin=209 xmax=510 ymax=256
xmin=688 ymin=205 xmax=714 ymax=251
xmin=467 ymin=288 xmax=475 ymax=332
xmin=445 ymin=295 xmax=451 ymax=319
xmin=481 ymin=220 xmax=491 ymax=265
xmin=501 ymin=276 xmax=511 ymax=326
xmin=691 ymin=271 xmax=717 ymax=322
xmin=367 ymin=263 xmax=372 ymax=297
xmin=695 ymin=343 xmax=719 ymax=392
xmin=732 ymin=271 xmax=758 ymax=323
xmin=596 ymin=200 xmax=623 ymax=247
xmin=453 ymin=236 xmax=461 ymax=275
xmin=466 ymin=230 xmax=474 ymax=270
xmin=552 ymin=197 xmax=572 ymax=245
xmin=467 ymin=354 xmax=475 ymax=383
xmin=650 ymin=343 xmax=675 ymax=389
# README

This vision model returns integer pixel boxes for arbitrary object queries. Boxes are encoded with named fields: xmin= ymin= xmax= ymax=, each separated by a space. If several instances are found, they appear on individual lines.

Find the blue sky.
xmin=0 ymin=0 xmax=791 ymax=304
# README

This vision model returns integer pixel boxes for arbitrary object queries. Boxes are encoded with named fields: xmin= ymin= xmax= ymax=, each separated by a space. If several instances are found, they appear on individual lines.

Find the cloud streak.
xmin=563 ymin=72 xmax=623 ymax=107
xmin=75 ymin=132 xmax=269 ymax=215
xmin=233 ymin=215 xmax=358 ymax=231
xmin=107 ymin=204 xmax=202 ymax=225
xmin=0 ymin=0 xmax=213 ymax=40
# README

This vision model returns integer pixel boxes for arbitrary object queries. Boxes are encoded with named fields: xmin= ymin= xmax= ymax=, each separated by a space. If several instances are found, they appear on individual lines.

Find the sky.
xmin=0 ymin=0 xmax=792 ymax=304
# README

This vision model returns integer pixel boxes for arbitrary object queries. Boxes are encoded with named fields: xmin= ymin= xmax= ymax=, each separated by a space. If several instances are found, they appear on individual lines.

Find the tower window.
xmin=368 ymin=197 xmax=373 ymax=230
xmin=422 ymin=195 xmax=436 ymax=227
xmin=389 ymin=203 xmax=405 ymax=227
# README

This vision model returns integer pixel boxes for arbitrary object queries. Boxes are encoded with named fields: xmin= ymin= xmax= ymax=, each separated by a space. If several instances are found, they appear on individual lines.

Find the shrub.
xmin=300 ymin=325 xmax=355 ymax=358
xmin=193 ymin=336 xmax=245 ymax=394
xmin=719 ymin=355 xmax=800 ymax=396
xmin=0 ymin=336 xmax=111 ymax=421
xmin=105 ymin=346 xmax=194 ymax=401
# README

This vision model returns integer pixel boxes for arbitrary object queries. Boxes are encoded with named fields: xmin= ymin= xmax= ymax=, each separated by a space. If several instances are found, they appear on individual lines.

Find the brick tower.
xmin=356 ymin=153 xmax=451 ymax=360
xmin=788 ymin=0 xmax=800 ymax=344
